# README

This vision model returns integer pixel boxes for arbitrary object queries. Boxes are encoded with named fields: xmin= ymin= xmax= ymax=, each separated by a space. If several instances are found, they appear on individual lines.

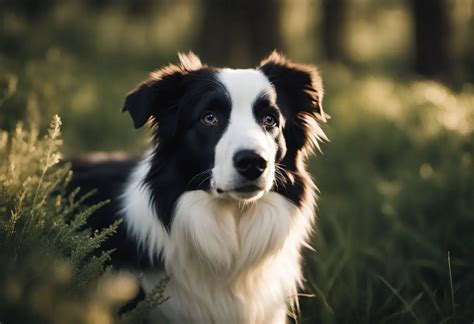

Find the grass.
xmin=447 ymin=251 xmax=456 ymax=324
xmin=300 ymin=71 xmax=474 ymax=323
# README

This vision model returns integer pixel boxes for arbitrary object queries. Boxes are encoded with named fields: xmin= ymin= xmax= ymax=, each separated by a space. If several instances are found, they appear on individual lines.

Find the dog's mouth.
xmin=234 ymin=184 xmax=262 ymax=193
xmin=216 ymin=184 xmax=265 ymax=200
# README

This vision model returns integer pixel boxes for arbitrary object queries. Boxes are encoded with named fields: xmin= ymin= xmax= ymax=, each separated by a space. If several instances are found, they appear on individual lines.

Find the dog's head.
xmin=124 ymin=52 xmax=327 ymax=203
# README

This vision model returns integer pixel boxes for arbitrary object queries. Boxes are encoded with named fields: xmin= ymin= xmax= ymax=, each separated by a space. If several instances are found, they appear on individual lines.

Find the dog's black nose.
xmin=233 ymin=150 xmax=267 ymax=180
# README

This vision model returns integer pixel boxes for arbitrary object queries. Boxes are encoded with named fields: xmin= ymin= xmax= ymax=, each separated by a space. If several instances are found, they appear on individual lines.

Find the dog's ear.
xmin=123 ymin=52 xmax=203 ymax=129
xmin=259 ymin=51 xmax=328 ymax=154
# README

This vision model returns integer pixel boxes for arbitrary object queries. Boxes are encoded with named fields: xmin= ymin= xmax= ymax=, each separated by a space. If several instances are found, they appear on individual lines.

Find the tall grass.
xmin=301 ymin=70 xmax=474 ymax=323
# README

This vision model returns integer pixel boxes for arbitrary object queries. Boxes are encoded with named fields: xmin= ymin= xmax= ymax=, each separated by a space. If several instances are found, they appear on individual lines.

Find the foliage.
xmin=119 ymin=276 xmax=170 ymax=324
xmin=0 ymin=116 xmax=166 ymax=323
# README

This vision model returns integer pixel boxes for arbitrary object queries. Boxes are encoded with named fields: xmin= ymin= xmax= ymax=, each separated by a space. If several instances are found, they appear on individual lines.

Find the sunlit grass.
xmin=301 ymin=66 xmax=474 ymax=323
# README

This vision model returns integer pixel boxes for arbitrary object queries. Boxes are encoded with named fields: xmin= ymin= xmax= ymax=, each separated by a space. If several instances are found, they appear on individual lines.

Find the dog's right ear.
xmin=123 ymin=70 xmax=183 ymax=129
xmin=123 ymin=52 xmax=203 ymax=129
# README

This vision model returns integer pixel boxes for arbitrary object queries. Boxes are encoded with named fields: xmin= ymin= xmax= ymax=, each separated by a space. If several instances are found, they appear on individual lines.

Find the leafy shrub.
xmin=0 ymin=116 xmax=166 ymax=323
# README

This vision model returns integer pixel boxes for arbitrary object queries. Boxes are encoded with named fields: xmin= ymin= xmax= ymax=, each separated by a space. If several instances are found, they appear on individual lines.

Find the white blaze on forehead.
xmin=217 ymin=68 xmax=276 ymax=107
xmin=212 ymin=68 xmax=278 ymax=194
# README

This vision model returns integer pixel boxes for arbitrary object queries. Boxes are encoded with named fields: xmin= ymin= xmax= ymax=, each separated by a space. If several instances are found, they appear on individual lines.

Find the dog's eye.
xmin=201 ymin=112 xmax=218 ymax=125
xmin=262 ymin=114 xmax=277 ymax=127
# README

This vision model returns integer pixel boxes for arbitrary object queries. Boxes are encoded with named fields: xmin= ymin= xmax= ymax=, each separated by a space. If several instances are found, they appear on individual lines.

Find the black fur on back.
xmin=69 ymin=156 xmax=158 ymax=269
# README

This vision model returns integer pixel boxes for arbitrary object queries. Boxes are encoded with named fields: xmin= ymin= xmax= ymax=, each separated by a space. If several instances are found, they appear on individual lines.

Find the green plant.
xmin=0 ymin=116 xmax=167 ymax=323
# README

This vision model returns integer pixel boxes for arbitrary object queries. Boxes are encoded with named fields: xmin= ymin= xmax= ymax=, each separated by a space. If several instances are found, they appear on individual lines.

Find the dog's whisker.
xmin=186 ymin=169 xmax=212 ymax=190
xmin=196 ymin=175 xmax=212 ymax=191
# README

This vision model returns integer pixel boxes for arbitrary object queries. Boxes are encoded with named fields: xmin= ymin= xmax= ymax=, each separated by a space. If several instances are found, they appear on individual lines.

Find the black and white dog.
xmin=73 ymin=52 xmax=327 ymax=323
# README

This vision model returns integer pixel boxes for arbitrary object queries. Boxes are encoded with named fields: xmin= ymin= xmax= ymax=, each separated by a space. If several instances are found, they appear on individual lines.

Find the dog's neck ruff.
xmin=120 ymin=152 xmax=316 ymax=323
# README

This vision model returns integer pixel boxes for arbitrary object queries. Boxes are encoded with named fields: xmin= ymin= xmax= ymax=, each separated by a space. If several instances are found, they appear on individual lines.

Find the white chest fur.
xmin=121 ymin=162 xmax=315 ymax=323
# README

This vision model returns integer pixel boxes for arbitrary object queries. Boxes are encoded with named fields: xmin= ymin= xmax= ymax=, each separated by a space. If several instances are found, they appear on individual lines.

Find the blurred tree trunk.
xmin=321 ymin=0 xmax=349 ymax=63
xmin=197 ymin=0 xmax=282 ymax=66
xmin=411 ymin=0 xmax=455 ymax=81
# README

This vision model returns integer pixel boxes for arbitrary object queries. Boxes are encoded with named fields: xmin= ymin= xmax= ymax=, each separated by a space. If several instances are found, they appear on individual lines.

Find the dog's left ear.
xmin=123 ymin=52 xmax=203 ymax=129
xmin=259 ymin=51 xmax=326 ymax=122
xmin=259 ymin=51 xmax=328 ymax=153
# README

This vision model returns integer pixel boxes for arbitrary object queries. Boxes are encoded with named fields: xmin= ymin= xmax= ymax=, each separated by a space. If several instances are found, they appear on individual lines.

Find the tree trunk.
xmin=411 ymin=0 xmax=455 ymax=80
xmin=321 ymin=0 xmax=349 ymax=63
xmin=197 ymin=0 xmax=282 ymax=66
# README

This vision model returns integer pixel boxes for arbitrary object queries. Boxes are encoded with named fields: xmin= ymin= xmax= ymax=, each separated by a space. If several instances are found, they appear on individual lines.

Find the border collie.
xmin=72 ymin=51 xmax=327 ymax=323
